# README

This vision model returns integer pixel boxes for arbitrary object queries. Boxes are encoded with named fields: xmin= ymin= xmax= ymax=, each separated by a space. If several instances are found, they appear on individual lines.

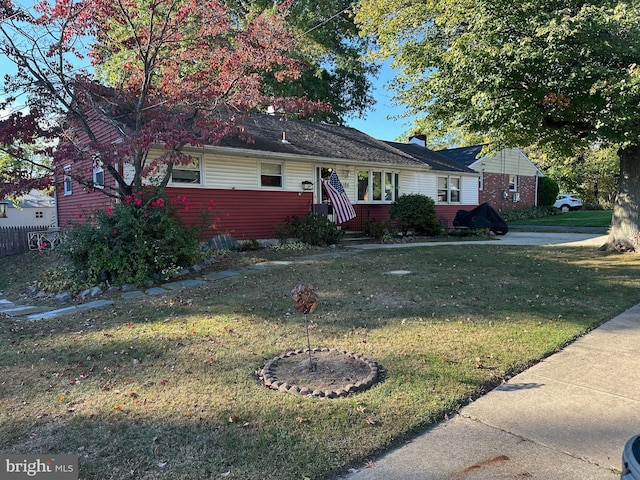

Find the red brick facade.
xmin=480 ymin=173 xmax=538 ymax=212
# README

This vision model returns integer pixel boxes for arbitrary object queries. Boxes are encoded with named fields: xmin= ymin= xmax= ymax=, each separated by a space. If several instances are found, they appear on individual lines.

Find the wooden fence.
xmin=0 ymin=226 xmax=60 ymax=257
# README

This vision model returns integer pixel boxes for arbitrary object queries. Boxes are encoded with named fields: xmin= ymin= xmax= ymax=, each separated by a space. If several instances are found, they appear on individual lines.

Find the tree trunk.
xmin=607 ymin=145 xmax=640 ymax=251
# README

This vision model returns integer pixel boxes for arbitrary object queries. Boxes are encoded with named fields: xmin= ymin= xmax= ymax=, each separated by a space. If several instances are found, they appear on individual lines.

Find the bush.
xmin=364 ymin=219 xmax=397 ymax=240
xmin=500 ymin=206 xmax=560 ymax=222
xmin=60 ymin=192 xmax=201 ymax=286
xmin=275 ymin=213 xmax=343 ymax=246
xmin=390 ymin=194 xmax=442 ymax=236
xmin=538 ymin=177 xmax=560 ymax=206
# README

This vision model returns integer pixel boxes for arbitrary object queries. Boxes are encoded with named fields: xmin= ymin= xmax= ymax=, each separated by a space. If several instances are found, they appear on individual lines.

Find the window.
xmin=509 ymin=175 xmax=518 ymax=191
xmin=357 ymin=170 xmax=398 ymax=203
xmin=0 ymin=203 xmax=7 ymax=218
xmin=63 ymin=165 xmax=72 ymax=195
xmin=171 ymin=155 xmax=202 ymax=184
xmin=437 ymin=176 xmax=461 ymax=203
xmin=260 ymin=162 xmax=283 ymax=187
xmin=479 ymin=171 xmax=484 ymax=191
xmin=93 ymin=164 xmax=104 ymax=189
xmin=35 ymin=211 xmax=44 ymax=219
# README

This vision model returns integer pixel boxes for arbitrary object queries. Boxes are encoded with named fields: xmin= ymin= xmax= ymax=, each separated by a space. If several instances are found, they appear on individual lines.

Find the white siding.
xmin=461 ymin=176 xmax=479 ymax=204
xmin=480 ymin=148 xmax=538 ymax=177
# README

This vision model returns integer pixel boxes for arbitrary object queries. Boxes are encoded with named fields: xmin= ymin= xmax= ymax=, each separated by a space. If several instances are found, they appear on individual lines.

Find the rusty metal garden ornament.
xmin=291 ymin=284 xmax=319 ymax=371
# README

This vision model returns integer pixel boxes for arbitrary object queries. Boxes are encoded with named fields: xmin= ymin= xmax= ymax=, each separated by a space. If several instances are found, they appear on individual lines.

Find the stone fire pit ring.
xmin=259 ymin=347 xmax=380 ymax=398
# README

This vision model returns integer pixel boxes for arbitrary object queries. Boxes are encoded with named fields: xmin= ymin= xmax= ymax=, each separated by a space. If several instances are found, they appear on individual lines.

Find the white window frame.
xmin=260 ymin=161 xmax=283 ymax=188
xmin=170 ymin=154 xmax=203 ymax=185
xmin=93 ymin=161 xmax=105 ymax=189
xmin=0 ymin=202 xmax=7 ymax=218
xmin=479 ymin=171 xmax=484 ymax=191
xmin=357 ymin=169 xmax=399 ymax=203
xmin=437 ymin=175 xmax=462 ymax=203
xmin=63 ymin=165 xmax=72 ymax=195
xmin=509 ymin=175 xmax=518 ymax=191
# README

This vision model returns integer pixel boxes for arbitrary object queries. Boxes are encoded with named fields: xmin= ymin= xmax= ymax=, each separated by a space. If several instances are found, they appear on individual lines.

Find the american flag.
xmin=322 ymin=171 xmax=356 ymax=224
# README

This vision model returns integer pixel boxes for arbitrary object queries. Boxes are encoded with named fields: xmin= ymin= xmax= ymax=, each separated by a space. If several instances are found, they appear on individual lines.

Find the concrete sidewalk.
xmin=342 ymin=303 xmax=640 ymax=479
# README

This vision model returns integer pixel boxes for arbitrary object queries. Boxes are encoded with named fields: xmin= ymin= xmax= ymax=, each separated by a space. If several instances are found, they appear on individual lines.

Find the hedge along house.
xmin=432 ymin=143 xmax=544 ymax=212
xmin=55 ymin=113 xmax=480 ymax=240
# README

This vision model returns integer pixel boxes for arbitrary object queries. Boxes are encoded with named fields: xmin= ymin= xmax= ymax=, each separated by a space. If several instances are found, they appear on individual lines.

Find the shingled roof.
xmin=219 ymin=114 xmax=429 ymax=168
xmin=385 ymin=141 xmax=478 ymax=174
xmin=435 ymin=145 xmax=485 ymax=167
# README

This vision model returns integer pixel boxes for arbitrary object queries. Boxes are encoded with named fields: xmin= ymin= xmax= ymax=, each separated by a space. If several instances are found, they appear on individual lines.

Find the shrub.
xmin=390 ymin=194 xmax=442 ymax=236
xmin=60 ymin=191 xmax=201 ymax=286
xmin=276 ymin=213 xmax=343 ymax=246
xmin=538 ymin=177 xmax=560 ymax=206
xmin=364 ymin=219 xmax=397 ymax=240
xmin=500 ymin=206 xmax=560 ymax=222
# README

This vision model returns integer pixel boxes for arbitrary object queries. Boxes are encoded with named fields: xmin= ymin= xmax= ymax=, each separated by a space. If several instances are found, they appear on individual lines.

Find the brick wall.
xmin=480 ymin=173 xmax=537 ymax=212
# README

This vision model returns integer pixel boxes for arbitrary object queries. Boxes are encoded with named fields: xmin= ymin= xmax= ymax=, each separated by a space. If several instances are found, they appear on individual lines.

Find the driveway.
xmin=351 ymin=232 xmax=608 ymax=250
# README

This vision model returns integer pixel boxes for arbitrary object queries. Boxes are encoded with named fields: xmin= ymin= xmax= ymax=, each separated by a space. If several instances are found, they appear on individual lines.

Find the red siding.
xmin=165 ymin=187 xmax=314 ymax=240
xmin=55 ymin=179 xmax=115 ymax=228
xmin=435 ymin=204 xmax=477 ymax=229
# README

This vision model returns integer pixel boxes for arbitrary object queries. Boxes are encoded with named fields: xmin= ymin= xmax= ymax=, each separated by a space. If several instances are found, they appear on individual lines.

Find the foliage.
xmin=354 ymin=0 xmax=640 ymax=248
xmin=236 ymin=239 xmax=263 ymax=252
xmin=269 ymin=241 xmax=311 ymax=252
xmin=59 ymin=192 xmax=200 ymax=286
xmin=203 ymin=1 xmax=378 ymax=124
xmin=364 ymin=219 xmax=398 ymax=240
xmin=277 ymin=213 xmax=343 ymax=246
xmin=390 ymin=194 xmax=442 ymax=235
xmin=537 ymin=177 xmax=560 ymax=207
xmin=500 ymin=206 xmax=560 ymax=223
xmin=0 ymin=0 xmax=327 ymax=200
xmin=528 ymin=145 xmax=619 ymax=209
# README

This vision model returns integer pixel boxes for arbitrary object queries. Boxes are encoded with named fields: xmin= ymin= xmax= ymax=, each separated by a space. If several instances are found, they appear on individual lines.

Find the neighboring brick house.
xmin=55 ymin=113 xmax=480 ymax=240
xmin=434 ymin=144 xmax=544 ymax=212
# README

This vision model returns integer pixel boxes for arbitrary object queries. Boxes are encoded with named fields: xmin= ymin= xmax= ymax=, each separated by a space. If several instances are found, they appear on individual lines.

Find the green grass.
xmin=1 ymin=243 xmax=639 ymax=479
xmin=510 ymin=209 xmax=612 ymax=227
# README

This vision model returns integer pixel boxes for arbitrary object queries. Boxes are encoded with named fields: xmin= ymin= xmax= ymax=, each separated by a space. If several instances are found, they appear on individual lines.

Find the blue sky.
xmin=345 ymin=61 xmax=416 ymax=143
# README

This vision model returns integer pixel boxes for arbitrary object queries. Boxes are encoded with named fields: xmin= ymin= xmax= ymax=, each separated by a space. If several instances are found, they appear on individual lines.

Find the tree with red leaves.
xmin=0 ymin=0 xmax=328 ymax=200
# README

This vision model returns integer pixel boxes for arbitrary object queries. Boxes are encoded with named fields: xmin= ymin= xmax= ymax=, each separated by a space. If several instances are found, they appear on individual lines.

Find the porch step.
xmin=341 ymin=231 xmax=373 ymax=244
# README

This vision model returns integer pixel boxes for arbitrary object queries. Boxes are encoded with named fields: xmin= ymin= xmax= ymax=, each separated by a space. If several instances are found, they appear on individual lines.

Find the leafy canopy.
xmin=355 ymin=0 xmax=640 ymax=153
xmin=0 ymin=0 xmax=327 ymax=199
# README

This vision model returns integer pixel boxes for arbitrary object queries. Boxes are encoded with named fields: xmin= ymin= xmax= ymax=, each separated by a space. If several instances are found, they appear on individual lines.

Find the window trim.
xmin=437 ymin=175 xmax=462 ymax=204
xmin=63 ymin=165 xmax=72 ymax=195
xmin=0 ymin=202 xmax=7 ymax=218
xmin=357 ymin=169 xmax=399 ymax=204
xmin=259 ymin=161 xmax=283 ymax=188
xmin=93 ymin=165 xmax=105 ymax=189
xmin=509 ymin=175 xmax=518 ymax=192
xmin=169 ymin=153 xmax=203 ymax=186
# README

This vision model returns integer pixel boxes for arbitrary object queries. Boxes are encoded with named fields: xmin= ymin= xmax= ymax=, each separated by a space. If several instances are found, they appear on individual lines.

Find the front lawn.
xmin=1 ymin=243 xmax=638 ymax=479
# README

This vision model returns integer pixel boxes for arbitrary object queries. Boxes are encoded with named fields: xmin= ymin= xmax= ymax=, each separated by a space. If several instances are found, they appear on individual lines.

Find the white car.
xmin=554 ymin=194 xmax=583 ymax=212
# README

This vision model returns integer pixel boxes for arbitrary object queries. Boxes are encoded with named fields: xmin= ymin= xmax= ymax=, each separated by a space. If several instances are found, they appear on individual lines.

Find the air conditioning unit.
xmin=512 ymin=193 xmax=521 ymax=202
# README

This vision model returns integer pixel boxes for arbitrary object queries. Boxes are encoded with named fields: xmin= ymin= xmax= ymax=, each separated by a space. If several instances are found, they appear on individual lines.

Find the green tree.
xmin=356 ymin=0 xmax=640 ymax=249
xmin=96 ymin=0 xmax=377 ymax=125
xmin=528 ymin=145 xmax=619 ymax=208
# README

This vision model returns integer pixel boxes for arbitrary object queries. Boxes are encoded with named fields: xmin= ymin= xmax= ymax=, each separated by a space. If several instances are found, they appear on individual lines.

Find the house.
xmin=432 ymin=143 xmax=544 ymax=212
xmin=384 ymin=141 xmax=480 ymax=228
xmin=0 ymin=189 xmax=56 ymax=228
xmin=55 ymin=113 xmax=480 ymax=240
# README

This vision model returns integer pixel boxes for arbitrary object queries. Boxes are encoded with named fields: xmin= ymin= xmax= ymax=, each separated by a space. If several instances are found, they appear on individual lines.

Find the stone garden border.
xmin=259 ymin=347 xmax=381 ymax=398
